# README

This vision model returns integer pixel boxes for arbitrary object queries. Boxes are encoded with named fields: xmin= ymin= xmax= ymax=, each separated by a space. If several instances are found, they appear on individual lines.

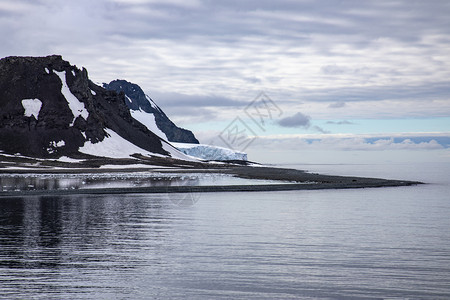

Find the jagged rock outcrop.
xmin=0 ymin=55 xmax=168 ymax=158
xmin=103 ymin=80 xmax=199 ymax=144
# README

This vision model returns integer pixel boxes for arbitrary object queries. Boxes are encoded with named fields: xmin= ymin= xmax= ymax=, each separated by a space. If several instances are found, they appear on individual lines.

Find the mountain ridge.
xmin=103 ymin=79 xmax=199 ymax=144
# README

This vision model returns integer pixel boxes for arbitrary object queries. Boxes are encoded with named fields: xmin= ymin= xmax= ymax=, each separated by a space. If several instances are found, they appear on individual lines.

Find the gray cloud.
xmin=302 ymin=82 xmax=450 ymax=103
xmin=1 ymin=0 xmax=449 ymax=123
xmin=148 ymin=91 xmax=248 ymax=107
xmin=162 ymin=106 xmax=218 ymax=124
xmin=328 ymin=102 xmax=346 ymax=108
xmin=277 ymin=112 xmax=329 ymax=133
xmin=327 ymin=120 xmax=356 ymax=125
xmin=277 ymin=112 xmax=311 ymax=128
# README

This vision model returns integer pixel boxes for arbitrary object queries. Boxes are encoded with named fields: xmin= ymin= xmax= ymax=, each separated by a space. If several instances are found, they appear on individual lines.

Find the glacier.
xmin=172 ymin=143 xmax=248 ymax=161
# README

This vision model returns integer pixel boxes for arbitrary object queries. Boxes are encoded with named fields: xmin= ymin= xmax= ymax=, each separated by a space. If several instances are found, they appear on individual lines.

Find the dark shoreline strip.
xmin=0 ymin=180 xmax=421 ymax=197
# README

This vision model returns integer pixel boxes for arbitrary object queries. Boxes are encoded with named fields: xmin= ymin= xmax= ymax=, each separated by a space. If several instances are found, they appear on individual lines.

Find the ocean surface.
xmin=0 ymin=162 xmax=449 ymax=299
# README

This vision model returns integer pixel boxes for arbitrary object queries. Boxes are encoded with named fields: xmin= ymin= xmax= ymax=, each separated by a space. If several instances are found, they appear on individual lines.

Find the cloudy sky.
xmin=1 ymin=0 xmax=449 ymax=164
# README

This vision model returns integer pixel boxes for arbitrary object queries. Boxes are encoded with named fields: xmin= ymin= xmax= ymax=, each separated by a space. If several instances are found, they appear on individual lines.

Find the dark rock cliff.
xmin=0 ymin=55 xmax=167 ymax=158
xmin=104 ymin=80 xmax=199 ymax=144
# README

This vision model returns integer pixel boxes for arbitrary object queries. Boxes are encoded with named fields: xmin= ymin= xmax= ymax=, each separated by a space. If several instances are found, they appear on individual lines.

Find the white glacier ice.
xmin=21 ymin=98 xmax=42 ymax=120
xmin=172 ymin=142 xmax=248 ymax=161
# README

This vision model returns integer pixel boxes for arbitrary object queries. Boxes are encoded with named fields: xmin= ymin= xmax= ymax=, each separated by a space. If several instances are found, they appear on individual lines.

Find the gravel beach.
xmin=0 ymin=157 xmax=422 ymax=197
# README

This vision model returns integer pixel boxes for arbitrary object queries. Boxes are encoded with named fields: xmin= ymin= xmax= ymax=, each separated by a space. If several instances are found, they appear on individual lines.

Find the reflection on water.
xmin=1 ymin=186 xmax=450 ymax=299
xmin=0 ymin=173 xmax=197 ymax=191
xmin=0 ymin=194 xmax=177 ymax=299
xmin=0 ymin=172 xmax=293 ymax=192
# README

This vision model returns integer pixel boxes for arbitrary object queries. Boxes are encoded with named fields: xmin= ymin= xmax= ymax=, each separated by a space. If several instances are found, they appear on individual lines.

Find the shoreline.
xmin=0 ymin=164 xmax=423 ymax=197
xmin=0 ymin=181 xmax=420 ymax=198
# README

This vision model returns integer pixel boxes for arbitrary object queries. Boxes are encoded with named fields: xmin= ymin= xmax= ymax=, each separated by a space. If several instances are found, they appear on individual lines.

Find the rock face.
xmin=103 ymin=80 xmax=199 ymax=144
xmin=0 ymin=55 xmax=168 ymax=158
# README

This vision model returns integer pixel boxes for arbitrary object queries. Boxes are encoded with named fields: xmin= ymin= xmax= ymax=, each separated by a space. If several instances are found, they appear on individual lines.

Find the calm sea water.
xmin=1 ymin=162 xmax=449 ymax=299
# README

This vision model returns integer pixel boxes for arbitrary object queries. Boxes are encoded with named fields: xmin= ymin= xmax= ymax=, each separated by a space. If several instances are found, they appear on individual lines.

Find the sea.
xmin=0 ymin=162 xmax=449 ymax=299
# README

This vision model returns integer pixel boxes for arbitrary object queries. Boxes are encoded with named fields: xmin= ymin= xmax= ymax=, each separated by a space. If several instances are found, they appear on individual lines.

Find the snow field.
xmin=130 ymin=109 xmax=168 ymax=140
xmin=79 ymin=128 xmax=154 ymax=158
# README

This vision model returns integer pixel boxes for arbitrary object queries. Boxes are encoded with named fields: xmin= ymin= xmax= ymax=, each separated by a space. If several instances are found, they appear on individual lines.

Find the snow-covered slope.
xmin=130 ymin=107 xmax=167 ymax=140
xmin=79 ymin=128 xmax=158 ymax=158
xmin=79 ymin=128 xmax=196 ymax=161
xmin=172 ymin=143 xmax=248 ymax=161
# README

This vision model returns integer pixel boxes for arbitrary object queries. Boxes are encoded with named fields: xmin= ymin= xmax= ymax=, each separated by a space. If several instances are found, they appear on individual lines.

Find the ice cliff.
xmin=172 ymin=143 xmax=247 ymax=161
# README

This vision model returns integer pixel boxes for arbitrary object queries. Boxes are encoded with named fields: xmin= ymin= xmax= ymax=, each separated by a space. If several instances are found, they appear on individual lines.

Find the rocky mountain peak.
xmin=104 ymin=79 xmax=199 ymax=144
xmin=0 ymin=55 xmax=168 ymax=158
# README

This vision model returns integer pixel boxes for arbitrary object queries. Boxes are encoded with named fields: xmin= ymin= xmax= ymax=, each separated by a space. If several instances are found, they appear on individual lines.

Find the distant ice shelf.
xmin=172 ymin=142 xmax=248 ymax=161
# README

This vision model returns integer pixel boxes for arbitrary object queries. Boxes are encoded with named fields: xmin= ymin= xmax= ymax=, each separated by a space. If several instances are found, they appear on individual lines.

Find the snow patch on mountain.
xmin=47 ymin=140 xmax=65 ymax=154
xmin=54 ymin=70 xmax=89 ymax=126
xmin=130 ymin=109 xmax=167 ymax=140
xmin=79 ymin=128 xmax=153 ymax=158
xmin=51 ymin=140 xmax=65 ymax=148
xmin=58 ymin=156 xmax=82 ymax=163
xmin=172 ymin=143 xmax=248 ymax=161
xmin=21 ymin=98 xmax=42 ymax=119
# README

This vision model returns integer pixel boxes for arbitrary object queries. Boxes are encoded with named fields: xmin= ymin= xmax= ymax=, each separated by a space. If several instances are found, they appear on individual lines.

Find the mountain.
xmin=102 ymin=81 xmax=251 ymax=161
xmin=103 ymin=80 xmax=199 ymax=144
xmin=0 ymin=55 xmax=186 ymax=160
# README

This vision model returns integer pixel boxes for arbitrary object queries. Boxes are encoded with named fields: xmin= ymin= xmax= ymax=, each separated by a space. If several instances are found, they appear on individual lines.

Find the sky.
xmin=1 ymin=0 xmax=449 ymax=164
